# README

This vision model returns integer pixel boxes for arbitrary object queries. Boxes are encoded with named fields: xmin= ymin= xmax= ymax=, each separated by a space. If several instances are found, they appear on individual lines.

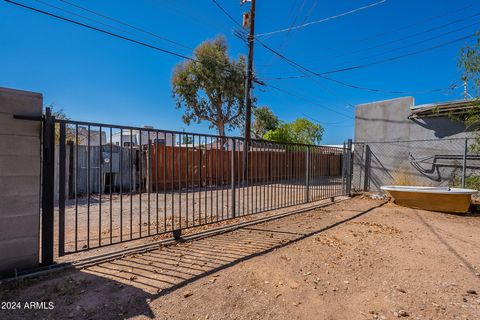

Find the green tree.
xmin=456 ymin=34 xmax=480 ymax=189
xmin=458 ymin=32 xmax=480 ymax=130
xmin=172 ymin=36 xmax=246 ymax=137
xmin=263 ymin=118 xmax=323 ymax=145
xmin=252 ymin=106 xmax=279 ymax=139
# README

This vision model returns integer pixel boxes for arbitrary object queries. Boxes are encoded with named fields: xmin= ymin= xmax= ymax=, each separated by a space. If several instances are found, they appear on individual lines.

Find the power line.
xmin=5 ymin=0 xmax=246 ymax=74
xmin=352 ymin=20 xmax=480 ymax=64
xmin=259 ymin=0 xmax=313 ymax=73
xmin=301 ymin=112 xmax=353 ymax=127
xmin=255 ymin=29 xmax=477 ymax=82
xmin=334 ymin=11 xmax=480 ymax=60
xmin=320 ymin=32 xmax=478 ymax=75
xmin=56 ymin=0 xmax=192 ymax=50
xmin=256 ymin=0 xmax=387 ymax=37
xmin=360 ymin=2 xmax=477 ymax=42
xmin=267 ymin=83 xmax=354 ymax=119
xmin=207 ymin=0 xmax=464 ymax=96
xmin=261 ymin=73 xmax=460 ymax=95
xmin=210 ymin=0 xmax=243 ymax=29
xmin=30 ymin=0 xmax=192 ymax=51
xmin=208 ymin=1 xmax=356 ymax=122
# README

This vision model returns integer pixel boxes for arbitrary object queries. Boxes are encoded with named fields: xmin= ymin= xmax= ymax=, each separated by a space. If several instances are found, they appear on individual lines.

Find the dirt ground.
xmin=57 ymin=180 xmax=341 ymax=256
xmin=2 ymin=196 xmax=480 ymax=320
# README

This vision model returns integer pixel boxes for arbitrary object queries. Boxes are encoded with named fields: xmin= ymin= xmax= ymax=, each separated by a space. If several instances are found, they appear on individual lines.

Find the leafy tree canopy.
xmin=252 ymin=106 xmax=279 ymax=139
xmin=263 ymin=118 xmax=323 ymax=145
xmin=458 ymin=33 xmax=480 ymax=132
xmin=172 ymin=36 xmax=246 ymax=137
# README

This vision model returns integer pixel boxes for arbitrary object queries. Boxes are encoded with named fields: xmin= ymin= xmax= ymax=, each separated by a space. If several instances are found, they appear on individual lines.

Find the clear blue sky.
xmin=1 ymin=0 xmax=478 ymax=144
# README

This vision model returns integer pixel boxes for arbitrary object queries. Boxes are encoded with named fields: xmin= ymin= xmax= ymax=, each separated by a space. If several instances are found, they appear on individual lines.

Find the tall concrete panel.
xmin=0 ymin=87 xmax=42 ymax=277
xmin=353 ymin=97 xmax=471 ymax=191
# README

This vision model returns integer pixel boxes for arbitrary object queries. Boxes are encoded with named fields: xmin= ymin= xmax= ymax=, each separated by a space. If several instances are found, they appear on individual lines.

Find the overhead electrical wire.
xmin=4 ymin=0 xmax=247 ymax=74
xmin=267 ymin=83 xmax=354 ymax=119
xmin=256 ymin=0 xmax=387 ymax=37
xmin=360 ymin=2 xmax=477 ymax=42
xmin=333 ymin=11 xmax=480 ymax=60
xmin=30 ymin=0 xmax=192 ymax=51
xmin=352 ymin=20 xmax=480 ymax=63
xmin=56 ymin=0 xmax=192 ymax=50
xmin=319 ymin=32 xmax=479 ymax=75
xmin=209 ymin=0 xmax=464 ymax=95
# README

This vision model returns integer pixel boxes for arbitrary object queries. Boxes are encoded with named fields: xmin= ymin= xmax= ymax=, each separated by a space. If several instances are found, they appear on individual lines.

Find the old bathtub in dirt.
xmin=380 ymin=186 xmax=477 ymax=213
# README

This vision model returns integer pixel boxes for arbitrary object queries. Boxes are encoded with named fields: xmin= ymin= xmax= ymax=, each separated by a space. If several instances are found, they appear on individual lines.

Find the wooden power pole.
xmin=243 ymin=0 xmax=256 ymax=145
xmin=242 ymin=0 xmax=256 ymax=183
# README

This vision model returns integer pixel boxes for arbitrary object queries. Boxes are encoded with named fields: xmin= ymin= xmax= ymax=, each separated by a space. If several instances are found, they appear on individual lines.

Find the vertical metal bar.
xmin=98 ymin=126 xmax=102 ymax=247
xmin=341 ymin=142 xmax=346 ymax=195
xmin=225 ymin=138 xmax=229 ymax=219
xmin=462 ymin=137 xmax=468 ymax=188
xmin=129 ymin=130 xmax=133 ymax=239
xmin=198 ymin=137 xmax=202 ymax=224
xmin=254 ymin=144 xmax=258 ymax=213
xmin=109 ymin=127 xmax=113 ymax=244
xmin=156 ymin=131 xmax=159 ymax=233
xmin=185 ymin=133 xmax=189 ymax=228
xmin=178 ymin=133 xmax=182 ymax=229
xmin=231 ymin=138 xmax=236 ymax=218
xmin=209 ymin=137 xmax=213 ymax=222
xmin=346 ymin=139 xmax=353 ymax=196
xmin=87 ymin=125 xmax=91 ymax=248
xmin=148 ymin=133 xmax=152 ymax=236
xmin=58 ymin=122 xmax=66 ymax=257
xmin=221 ymin=137 xmax=224 ymax=220
xmin=139 ymin=130 xmax=142 ymax=238
xmin=205 ymin=136 xmax=208 ymax=222
xmin=263 ymin=142 xmax=266 ymax=211
xmin=41 ymin=108 xmax=55 ymax=265
xmin=216 ymin=138 xmax=219 ymax=221
xmin=74 ymin=124 xmax=78 ymax=252
xmin=120 ymin=129 xmax=123 ymax=242
xmin=305 ymin=146 xmax=310 ymax=203
xmin=192 ymin=135 xmax=196 ymax=226
xmin=163 ymin=135 xmax=167 ymax=231
xmin=364 ymin=144 xmax=371 ymax=192
xmin=171 ymin=133 xmax=175 ymax=230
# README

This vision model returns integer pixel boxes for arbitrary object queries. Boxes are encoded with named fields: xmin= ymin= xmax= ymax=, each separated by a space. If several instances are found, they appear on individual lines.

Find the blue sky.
xmin=1 ymin=0 xmax=478 ymax=144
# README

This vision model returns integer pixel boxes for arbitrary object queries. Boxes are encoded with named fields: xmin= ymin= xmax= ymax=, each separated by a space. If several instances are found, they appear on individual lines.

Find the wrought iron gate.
xmin=40 ymin=108 xmax=353 ymax=265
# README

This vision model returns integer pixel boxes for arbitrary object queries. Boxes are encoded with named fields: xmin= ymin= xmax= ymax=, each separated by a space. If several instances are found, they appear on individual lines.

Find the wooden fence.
xmin=55 ymin=144 xmax=342 ymax=198
xmin=150 ymin=145 xmax=342 ymax=190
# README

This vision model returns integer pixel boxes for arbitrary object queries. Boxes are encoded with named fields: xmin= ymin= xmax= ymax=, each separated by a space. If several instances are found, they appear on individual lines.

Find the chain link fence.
xmin=352 ymin=138 xmax=480 ymax=192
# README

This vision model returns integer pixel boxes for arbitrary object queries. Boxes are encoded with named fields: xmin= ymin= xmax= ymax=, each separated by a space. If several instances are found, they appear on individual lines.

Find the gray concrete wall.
xmin=353 ymin=97 xmax=471 ymax=192
xmin=0 ymin=87 xmax=42 ymax=277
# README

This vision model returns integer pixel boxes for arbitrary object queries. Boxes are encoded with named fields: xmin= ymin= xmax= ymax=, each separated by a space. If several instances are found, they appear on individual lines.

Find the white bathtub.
xmin=380 ymin=186 xmax=477 ymax=213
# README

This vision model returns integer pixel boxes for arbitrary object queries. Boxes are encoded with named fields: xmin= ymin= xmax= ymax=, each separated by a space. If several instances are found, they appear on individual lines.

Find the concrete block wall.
xmin=353 ymin=97 xmax=471 ymax=192
xmin=0 ymin=87 xmax=42 ymax=277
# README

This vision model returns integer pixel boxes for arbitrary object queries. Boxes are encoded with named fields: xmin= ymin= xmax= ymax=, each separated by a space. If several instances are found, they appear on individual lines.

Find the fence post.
xmin=364 ymin=144 xmax=371 ymax=192
xmin=462 ymin=137 xmax=468 ymax=188
xmin=58 ymin=122 xmax=66 ymax=257
xmin=304 ymin=146 xmax=310 ymax=203
xmin=346 ymin=139 xmax=353 ymax=196
xmin=231 ymin=139 xmax=236 ymax=218
xmin=41 ymin=108 xmax=55 ymax=265
xmin=341 ymin=142 xmax=345 ymax=194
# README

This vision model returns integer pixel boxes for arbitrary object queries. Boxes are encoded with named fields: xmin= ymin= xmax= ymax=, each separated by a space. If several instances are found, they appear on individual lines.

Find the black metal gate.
xmin=40 ymin=108 xmax=353 ymax=265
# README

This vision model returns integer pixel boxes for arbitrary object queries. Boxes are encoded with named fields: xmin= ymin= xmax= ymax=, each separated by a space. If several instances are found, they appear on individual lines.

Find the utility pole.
xmin=242 ymin=0 xmax=256 ymax=184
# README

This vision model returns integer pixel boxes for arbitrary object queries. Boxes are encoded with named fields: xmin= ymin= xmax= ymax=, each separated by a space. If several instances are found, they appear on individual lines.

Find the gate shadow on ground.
xmin=1 ymin=202 xmax=385 ymax=319
xmin=80 ymin=202 xmax=385 ymax=317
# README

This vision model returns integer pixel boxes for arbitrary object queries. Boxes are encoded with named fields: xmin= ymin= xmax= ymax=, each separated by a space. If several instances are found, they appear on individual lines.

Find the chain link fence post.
xmin=462 ymin=137 xmax=468 ymax=188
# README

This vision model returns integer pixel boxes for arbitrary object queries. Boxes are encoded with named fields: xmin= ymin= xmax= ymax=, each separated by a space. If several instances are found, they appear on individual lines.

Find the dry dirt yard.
xmin=1 ymin=196 xmax=480 ymax=320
